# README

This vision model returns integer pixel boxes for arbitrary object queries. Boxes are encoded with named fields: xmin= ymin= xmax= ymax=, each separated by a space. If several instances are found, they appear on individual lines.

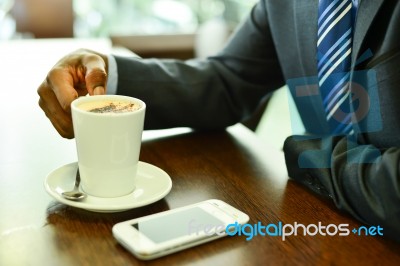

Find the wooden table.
xmin=1 ymin=39 xmax=399 ymax=266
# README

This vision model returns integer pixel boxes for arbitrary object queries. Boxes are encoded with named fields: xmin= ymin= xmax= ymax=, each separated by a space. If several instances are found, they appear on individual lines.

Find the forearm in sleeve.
xmin=284 ymin=136 xmax=400 ymax=242
xmin=113 ymin=1 xmax=285 ymax=130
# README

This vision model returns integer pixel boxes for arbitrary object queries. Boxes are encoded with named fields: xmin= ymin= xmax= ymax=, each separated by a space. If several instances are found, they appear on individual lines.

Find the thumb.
xmin=83 ymin=54 xmax=107 ymax=95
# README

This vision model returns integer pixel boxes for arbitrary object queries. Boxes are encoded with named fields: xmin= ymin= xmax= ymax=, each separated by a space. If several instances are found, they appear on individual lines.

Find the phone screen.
xmin=131 ymin=207 xmax=225 ymax=243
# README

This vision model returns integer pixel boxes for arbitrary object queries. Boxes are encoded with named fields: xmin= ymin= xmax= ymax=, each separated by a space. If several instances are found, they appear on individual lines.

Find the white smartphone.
xmin=112 ymin=199 xmax=249 ymax=260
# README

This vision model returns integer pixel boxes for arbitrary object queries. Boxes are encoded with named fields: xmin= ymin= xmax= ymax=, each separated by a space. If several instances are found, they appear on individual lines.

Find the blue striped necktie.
xmin=317 ymin=0 xmax=355 ymax=135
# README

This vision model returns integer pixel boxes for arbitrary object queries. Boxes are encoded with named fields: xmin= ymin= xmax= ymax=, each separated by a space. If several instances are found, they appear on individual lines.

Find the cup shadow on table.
xmin=43 ymin=128 xmax=268 ymax=263
xmin=45 ymin=198 xmax=170 ymax=228
xmin=44 ymin=129 xmax=238 ymax=226
xmin=44 ymin=129 xmax=240 ymax=223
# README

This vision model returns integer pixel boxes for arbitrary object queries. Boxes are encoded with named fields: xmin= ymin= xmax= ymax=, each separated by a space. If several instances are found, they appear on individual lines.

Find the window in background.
xmin=0 ymin=0 xmax=15 ymax=39
xmin=73 ymin=0 xmax=257 ymax=38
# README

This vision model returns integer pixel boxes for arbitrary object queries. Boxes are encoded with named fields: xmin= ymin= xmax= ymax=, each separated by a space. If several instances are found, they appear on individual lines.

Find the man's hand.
xmin=38 ymin=49 xmax=108 ymax=139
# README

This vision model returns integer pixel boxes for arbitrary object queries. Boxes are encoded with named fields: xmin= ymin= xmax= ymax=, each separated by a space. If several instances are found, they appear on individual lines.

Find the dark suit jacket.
xmin=114 ymin=0 xmax=400 ymax=241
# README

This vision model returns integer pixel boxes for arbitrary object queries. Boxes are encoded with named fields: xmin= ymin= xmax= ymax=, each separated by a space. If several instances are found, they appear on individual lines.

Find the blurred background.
xmin=1 ymin=0 xmax=257 ymax=58
xmin=1 ymin=0 xmax=301 ymax=149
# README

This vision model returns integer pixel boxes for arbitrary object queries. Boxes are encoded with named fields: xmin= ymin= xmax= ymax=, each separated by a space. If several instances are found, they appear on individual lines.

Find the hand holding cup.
xmin=37 ymin=49 xmax=108 ymax=139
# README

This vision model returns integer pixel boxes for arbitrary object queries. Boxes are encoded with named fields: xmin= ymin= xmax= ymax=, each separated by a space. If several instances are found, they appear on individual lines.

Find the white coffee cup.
xmin=71 ymin=95 xmax=146 ymax=198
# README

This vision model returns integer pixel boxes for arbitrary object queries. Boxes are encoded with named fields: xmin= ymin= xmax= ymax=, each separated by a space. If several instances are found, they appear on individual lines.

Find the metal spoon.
xmin=62 ymin=168 xmax=86 ymax=201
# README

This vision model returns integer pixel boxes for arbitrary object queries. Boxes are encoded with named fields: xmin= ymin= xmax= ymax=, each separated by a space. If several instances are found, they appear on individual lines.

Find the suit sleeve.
xmin=284 ymin=135 xmax=400 ymax=242
xmin=113 ymin=1 xmax=285 ymax=130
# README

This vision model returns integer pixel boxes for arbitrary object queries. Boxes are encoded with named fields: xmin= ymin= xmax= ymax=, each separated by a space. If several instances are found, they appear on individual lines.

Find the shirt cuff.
xmin=106 ymin=54 xmax=118 ymax=95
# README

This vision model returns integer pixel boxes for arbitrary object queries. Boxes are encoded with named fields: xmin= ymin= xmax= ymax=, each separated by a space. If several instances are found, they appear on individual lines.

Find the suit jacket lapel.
xmin=352 ymin=0 xmax=385 ymax=66
xmin=293 ymin=0 xmax=319 ymax=75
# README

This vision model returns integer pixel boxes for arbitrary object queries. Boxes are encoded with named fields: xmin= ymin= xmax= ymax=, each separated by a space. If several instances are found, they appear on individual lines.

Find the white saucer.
xmin=44 ymin=161 xmax=172 ymax=213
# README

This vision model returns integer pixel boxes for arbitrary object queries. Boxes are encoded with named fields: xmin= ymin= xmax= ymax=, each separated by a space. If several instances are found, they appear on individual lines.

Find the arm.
xmin=284 ymin=135 xmax=400 ymax=242
xmin=38 ymin=1 xmax=284 ymax=136
xmin=113 ymin=1 xmax=285 ymax=130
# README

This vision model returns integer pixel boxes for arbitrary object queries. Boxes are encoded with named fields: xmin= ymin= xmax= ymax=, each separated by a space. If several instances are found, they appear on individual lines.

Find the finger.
xmin=38 ymin=81 xmax=74 ymax=138
xmin=47 ymin=67 xmax=79 ymax=113
xmin=82 ymin=54 xmax=107 ymax=96
xmin=94 ymin=86 xmax=105 ymax=95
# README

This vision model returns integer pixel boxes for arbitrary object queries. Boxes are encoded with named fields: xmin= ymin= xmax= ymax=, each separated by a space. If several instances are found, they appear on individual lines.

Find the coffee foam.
xmin=78 ymin=100 xmax=141 ymax=114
